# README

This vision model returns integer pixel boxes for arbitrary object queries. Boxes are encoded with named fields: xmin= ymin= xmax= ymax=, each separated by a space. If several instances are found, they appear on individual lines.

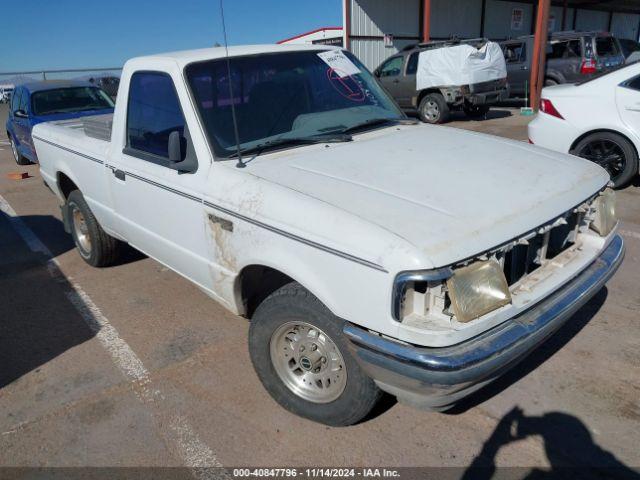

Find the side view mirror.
xmin=14 ymin=109 xmax=28 ymax=118
xmin=168 ymin=130 xmax=185 ymax=163
xmin=374 ymin=68 xmax=381 ymax=77
xmin=167 ymin=130 xmax=197 ymax=174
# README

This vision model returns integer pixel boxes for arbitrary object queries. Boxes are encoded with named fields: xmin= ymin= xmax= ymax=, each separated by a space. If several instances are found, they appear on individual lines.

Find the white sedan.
xmin=528 ymin=61 xmax=640 ymax=188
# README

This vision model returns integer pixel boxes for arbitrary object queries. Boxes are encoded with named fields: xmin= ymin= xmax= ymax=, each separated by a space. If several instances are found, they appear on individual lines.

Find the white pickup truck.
xmin=34 ymin=44 xmax=624 ymax=426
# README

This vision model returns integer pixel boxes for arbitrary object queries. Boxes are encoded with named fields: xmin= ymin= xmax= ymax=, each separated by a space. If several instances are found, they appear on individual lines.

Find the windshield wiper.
xmin=334 ymin=117 xmax=418 ymax=135
xmin=229 ymin=133 xmax=352 ymax=158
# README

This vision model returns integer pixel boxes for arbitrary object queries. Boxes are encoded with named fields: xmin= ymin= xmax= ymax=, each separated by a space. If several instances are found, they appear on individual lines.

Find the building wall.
xmin=574 ymin=8 xmax=609 ymax=32
xmin=611 ymin=12 xmax=640 ymax=40
xmin=548 ymin=5 xmax=575 ymax=32
xmin=431 ymin=0 xmax=482 ymax=39
xmin=346 ymin=0 xmax=640 ymax=69
xmin=483 ymin=0 xmax=533 ymax=39
xmin=349 ymin=0 xmax=420 ymax=37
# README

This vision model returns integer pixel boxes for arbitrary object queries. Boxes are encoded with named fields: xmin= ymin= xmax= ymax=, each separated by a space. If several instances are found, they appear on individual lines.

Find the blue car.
xmin=6 ymin=80 xmax=115 ymax=165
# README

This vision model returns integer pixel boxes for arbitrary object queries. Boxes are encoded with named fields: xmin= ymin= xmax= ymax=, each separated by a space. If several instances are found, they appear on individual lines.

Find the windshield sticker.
xmin=317 ymin=50 xmax=361 ymax=78
xmin=326 ymin=68 xmax=365 ymax=102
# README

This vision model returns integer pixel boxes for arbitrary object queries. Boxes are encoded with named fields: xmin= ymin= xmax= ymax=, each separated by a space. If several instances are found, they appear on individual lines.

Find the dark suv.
xmin=374 ymin=39 xmax=508 ymax=124
xmin=501 ymin=31 xmax=625 ymax=98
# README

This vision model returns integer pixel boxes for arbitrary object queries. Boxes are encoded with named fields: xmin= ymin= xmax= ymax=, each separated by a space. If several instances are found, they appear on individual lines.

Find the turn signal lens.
xmin=591 ymin=188 xmax=617 ymax=237
xmin=540 ymin=99 xmax=564 ymax=119
xmin=446 ymin=260 xmax=511 ymax=323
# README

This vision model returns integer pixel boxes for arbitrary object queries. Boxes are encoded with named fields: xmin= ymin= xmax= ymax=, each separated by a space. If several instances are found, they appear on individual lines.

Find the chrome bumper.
xmin=344 ymin=234 xmax=625 ymax=411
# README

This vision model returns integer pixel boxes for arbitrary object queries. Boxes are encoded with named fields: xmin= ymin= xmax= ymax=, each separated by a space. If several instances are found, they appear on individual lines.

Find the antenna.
xmin=219 ymin=0 xmax=245 ymax=168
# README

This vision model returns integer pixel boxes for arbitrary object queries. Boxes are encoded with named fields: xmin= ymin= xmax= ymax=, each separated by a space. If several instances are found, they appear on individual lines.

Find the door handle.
xmin=392 ymin=79 xmax=400 ymax=83
xmin=520 ymin=66 xmax=528 ymax=70
xmin=625 ymin=104 xmax=640 ymax=112
xmin=113 ymin=169 xmax=126 ymax=181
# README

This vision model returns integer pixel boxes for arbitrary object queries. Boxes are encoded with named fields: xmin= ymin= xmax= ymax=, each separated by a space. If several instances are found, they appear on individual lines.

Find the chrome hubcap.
xmin=270 ymin=321 xmax=347 ymax=403
xmin=71 ymin=206 xmax=92 ymax=254
xmin=424 ymin=100 xmax=439 ymax=121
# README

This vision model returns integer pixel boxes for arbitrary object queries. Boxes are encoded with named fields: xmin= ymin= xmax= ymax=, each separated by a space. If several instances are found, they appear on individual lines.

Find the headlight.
xmin=446 ymin=260 xmax=511 ymax=323
xmin=591 ymin=188 xmax=617 ymax=237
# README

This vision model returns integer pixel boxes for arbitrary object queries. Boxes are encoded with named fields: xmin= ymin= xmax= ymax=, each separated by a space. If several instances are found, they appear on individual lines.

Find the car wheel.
xmin=572 ymin=132 xmax=638 ymax=188
xmin=463 ymin=104 xmax=490 ymax=119
xmin=249 ymin=282 xmax=382 ymax=426
xmin=9 ymin=135 xmax=31 ymax=165
xmin=67 ymin=190 xmax=121 ymax=267
xmin=418 ymin=93 xmax=450 ymax=124
xmin=544 ymin=78 xmax=559 ymax=87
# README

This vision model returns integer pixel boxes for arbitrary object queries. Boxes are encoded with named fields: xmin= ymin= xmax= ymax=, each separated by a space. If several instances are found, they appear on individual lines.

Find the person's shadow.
xmin=462 ymin=407 xmax=640 ymax=480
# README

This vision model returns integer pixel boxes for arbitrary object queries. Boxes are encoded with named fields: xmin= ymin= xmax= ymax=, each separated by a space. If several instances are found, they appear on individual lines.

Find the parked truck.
xmin=33 ymin=44 xmax=624 ymax=426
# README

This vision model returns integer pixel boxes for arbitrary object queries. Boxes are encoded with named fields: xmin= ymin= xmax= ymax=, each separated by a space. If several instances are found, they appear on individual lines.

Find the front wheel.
xmin=571 ymin=132 xmax=638 ymax=188
xmin=418 ymin=93 xmax=450 ymax=124
xmin=249 ymin=282 xmax=382 ymax=426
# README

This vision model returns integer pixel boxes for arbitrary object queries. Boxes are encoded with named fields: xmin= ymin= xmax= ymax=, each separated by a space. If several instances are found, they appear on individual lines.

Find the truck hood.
xmin=246 ymin=125 xmax=608 ymax=268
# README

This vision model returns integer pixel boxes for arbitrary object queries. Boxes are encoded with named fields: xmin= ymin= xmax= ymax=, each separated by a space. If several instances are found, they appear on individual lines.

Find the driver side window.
xmin=380 ymin=56 xmax=404 ymax=77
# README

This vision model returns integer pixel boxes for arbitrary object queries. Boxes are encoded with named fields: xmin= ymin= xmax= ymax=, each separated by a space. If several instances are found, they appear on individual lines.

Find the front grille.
xmin=499 ymin=212 xmax=582 ymax=286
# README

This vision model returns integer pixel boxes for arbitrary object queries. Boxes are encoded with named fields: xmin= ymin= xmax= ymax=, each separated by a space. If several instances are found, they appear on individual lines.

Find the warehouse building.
xmin=343 ymin=0 xmax=640 ymax=69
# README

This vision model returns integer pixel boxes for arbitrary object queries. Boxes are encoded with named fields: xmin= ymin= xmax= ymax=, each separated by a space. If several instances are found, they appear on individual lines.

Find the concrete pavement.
xmin=0 ymin=103 xmax=639 ymax=475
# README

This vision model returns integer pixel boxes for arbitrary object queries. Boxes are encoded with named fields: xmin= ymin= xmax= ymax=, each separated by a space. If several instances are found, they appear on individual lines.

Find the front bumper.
xmin=344 ymin=234 xmax=625 ymax=411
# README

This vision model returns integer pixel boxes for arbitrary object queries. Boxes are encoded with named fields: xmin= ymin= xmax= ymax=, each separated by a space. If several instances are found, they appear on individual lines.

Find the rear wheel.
xmin=249 ymin=282 xmax=382 ymax=426
xmin=9 ymin=135 xmax=31 ymax=165
xmin=544 ymin=78 xmax=559 ymax=87
xmin=572 ymin=132 xmax=638 ymax=188
xmin=418 ymin=93 xmax=450 ymax=124
xmin=67 ymin=190 xmax=121 ymax=267
xmin=463 ymin=103 xmax=490 ymax=119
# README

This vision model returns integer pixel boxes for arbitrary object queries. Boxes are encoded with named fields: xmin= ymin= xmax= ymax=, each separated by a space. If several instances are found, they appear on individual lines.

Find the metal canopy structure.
xmin=344 ymin=0 xmax=640 ymax=109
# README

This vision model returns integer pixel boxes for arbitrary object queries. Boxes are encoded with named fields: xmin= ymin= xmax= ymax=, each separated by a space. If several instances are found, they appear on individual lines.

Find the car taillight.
xmin=540 ymin=98 xmax=564 ymax=119
xmin=580 ymin=58 xmax=597 ymax=74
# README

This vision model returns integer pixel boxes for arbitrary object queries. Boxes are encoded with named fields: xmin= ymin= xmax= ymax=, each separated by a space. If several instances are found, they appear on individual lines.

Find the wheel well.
xmin=569 ymin=129 xmax=639 ymax=158
xmin=237 ymin=265 xmax=293 ymax=319
xmin=57 ymin=172 xmax=78 ymax=200
xmin=417 ymin=88 xmax=442 ymax=106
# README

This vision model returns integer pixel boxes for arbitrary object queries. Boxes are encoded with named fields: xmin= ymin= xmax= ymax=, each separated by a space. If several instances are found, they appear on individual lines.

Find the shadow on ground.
xmin=462 ymin=406 xmax=640 ymax=479
xmin=446 ymin=287 xmax=608 ymax=414
xmin=0 ymin=213 xmax=94 ymax=388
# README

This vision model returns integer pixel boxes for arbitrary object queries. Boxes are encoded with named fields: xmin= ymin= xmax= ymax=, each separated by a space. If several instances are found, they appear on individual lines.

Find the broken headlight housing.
xmin=590 ymin=188 xmax=617 ymax=237
xmin=392 ymin=260 xmax=512 ymax=324
xmin=446 ymin=260 xmax=512 ymax=323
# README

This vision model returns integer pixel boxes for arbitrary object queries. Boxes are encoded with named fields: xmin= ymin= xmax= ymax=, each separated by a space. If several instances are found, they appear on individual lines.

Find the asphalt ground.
xmin=1 ymin=103 xmax=639 ymax=477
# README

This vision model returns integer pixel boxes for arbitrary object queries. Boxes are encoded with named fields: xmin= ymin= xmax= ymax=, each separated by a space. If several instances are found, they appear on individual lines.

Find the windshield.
xmin=185 ymin=50 xmax=404 ymax=158
xmin=31 ymin=87 xmax=114 ymax=115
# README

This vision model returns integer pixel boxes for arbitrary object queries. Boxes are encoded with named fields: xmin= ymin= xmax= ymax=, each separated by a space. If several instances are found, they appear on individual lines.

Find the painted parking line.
xmin=0 ymin=194 xmax=226 ymax=478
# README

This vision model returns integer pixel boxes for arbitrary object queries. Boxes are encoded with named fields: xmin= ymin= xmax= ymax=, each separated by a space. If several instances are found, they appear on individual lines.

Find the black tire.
xmin=67 ymin=190 xmax=121 ymax=267
xmin=249 ymin=282 xmax=382 ymax=426
xmin=544 ymin=78 xmax=559 ymax=87
xmin=463 ymin=104 xmax=490 ymax=119
xmin=9 ymin=135 xmax=31 ymax=165
xmin=571 ymin=132 xmax=639 ymax=188
xmin=418 ymin=92 xmax=450 ymax=124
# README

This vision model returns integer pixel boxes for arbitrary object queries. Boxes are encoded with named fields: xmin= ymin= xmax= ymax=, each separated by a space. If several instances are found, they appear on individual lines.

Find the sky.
xmin=1 ymin=0 xmax=342 ymax=72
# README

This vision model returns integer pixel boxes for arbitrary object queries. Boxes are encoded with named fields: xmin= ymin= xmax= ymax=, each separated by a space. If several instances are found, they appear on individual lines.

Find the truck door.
xmin=107 ymin=70 xmax=213 ymax=291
